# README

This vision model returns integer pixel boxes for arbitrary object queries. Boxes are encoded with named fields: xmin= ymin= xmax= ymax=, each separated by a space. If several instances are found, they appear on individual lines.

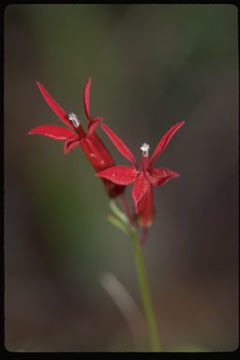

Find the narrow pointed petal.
xmin=28 ymin=125 xmax=74 ymax=140
xmin=83 ymin=77 xmax=91 ymax=121
xmin=87 ymin=116 xmax=104 ymax=137
xmin=132 ymin=172 xmax=150 ymax=213
xmin=36 ymin=82 xmax=75 ymax=130
xmin=101 ymin=123 xmax=138 ymax=168
xmin=148 ymin=168 xmax=180 ymax=186
xmin=149 ymin=121 xmax=185 ymax=168
xmin=64 ymin=135 xmax=81 ymax=154
xmin=96 ymin=166 xmax=138 ymax=185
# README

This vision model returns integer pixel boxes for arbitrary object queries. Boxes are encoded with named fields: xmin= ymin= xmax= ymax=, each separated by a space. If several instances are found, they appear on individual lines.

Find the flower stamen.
xmin=68 ymin=113 xmax=80 ymax=128
xmin=140 ymin=143 xmax=150 ymax=157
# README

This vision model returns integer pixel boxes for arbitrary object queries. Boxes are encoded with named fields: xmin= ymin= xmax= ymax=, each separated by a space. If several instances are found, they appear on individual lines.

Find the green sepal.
xmin=109 ymin=200 xmax=129 ymax=224
xmin=107 ymin=215 xmax=129 ymax=235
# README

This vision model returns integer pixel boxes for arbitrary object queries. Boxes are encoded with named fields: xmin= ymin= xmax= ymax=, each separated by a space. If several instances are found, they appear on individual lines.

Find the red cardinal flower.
xmin=96 ymin=122 xmax=185 ymax=226
xmin=29 ymin=78 xmax=124 ymax=198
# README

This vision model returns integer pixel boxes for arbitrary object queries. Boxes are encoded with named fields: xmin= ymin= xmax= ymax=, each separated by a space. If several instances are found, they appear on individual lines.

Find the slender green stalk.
xmin=108 ymin=200 xmax=160 ymax=350
xmin=130 ymin=228 xmax=161 ymax=352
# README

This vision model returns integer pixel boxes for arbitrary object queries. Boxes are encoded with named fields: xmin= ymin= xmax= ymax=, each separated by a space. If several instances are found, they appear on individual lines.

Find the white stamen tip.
xmin=68 ymin=112 xmax=80 ymax=127
xmin=140 ymin=143 xmax=150 ymax=156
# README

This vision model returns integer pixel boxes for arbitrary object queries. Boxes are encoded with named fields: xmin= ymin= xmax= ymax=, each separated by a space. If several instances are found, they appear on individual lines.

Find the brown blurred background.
xmin=4 ymin=4 xmax=238 ymax=352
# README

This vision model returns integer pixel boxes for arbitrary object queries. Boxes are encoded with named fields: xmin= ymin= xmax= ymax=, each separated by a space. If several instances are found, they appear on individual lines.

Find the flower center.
xmin=140 ymin=143 xmax=150 ymax=157
xmin=68 ymin=113 xmax=80 ymax=128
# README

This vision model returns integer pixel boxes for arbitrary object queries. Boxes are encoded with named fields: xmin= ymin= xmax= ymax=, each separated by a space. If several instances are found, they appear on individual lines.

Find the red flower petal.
xmin=148 ymin=168 xmax=180 ymax=186
xmin=132 ymin=171 xmax=150 ymax=213
xmin=96 ymin=166 xmax=138 ymax=185
xmin=83 ymin=77 xmax=91 ymax=121
xmin=87 ymin=116 xmax=104 ymax=137
xmin=64 ymin=135 xmax=81 ymax=154
xmin=149 ymin=121 xmax=185 ymax=168
xmin=28 ymin=125 xmax=74 ymax=140
xmin=36 ymin=82 xmax=75 ymax=130
xmin=101 ymin=123 xmax=138 ymax=168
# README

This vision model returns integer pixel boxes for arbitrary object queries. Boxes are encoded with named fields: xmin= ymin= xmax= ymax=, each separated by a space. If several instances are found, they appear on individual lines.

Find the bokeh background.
xmin=4 ymin=4 xmax=238 ymax=352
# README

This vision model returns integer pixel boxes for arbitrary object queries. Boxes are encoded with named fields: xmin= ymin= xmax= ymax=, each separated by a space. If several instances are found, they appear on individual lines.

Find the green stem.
xmin=130 ymin=228 xmax=161 ymax=352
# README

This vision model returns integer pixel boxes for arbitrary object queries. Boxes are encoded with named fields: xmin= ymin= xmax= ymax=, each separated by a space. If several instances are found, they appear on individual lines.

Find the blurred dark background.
xmin=4 ymin=4 xmax=238 ymax=352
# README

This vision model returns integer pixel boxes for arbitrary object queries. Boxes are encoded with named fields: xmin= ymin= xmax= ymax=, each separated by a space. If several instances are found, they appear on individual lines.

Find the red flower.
xmin=96 ymin=122 xmax=185 ymax=226
xmin=29 ymin=78 xmax=124 ymax=198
